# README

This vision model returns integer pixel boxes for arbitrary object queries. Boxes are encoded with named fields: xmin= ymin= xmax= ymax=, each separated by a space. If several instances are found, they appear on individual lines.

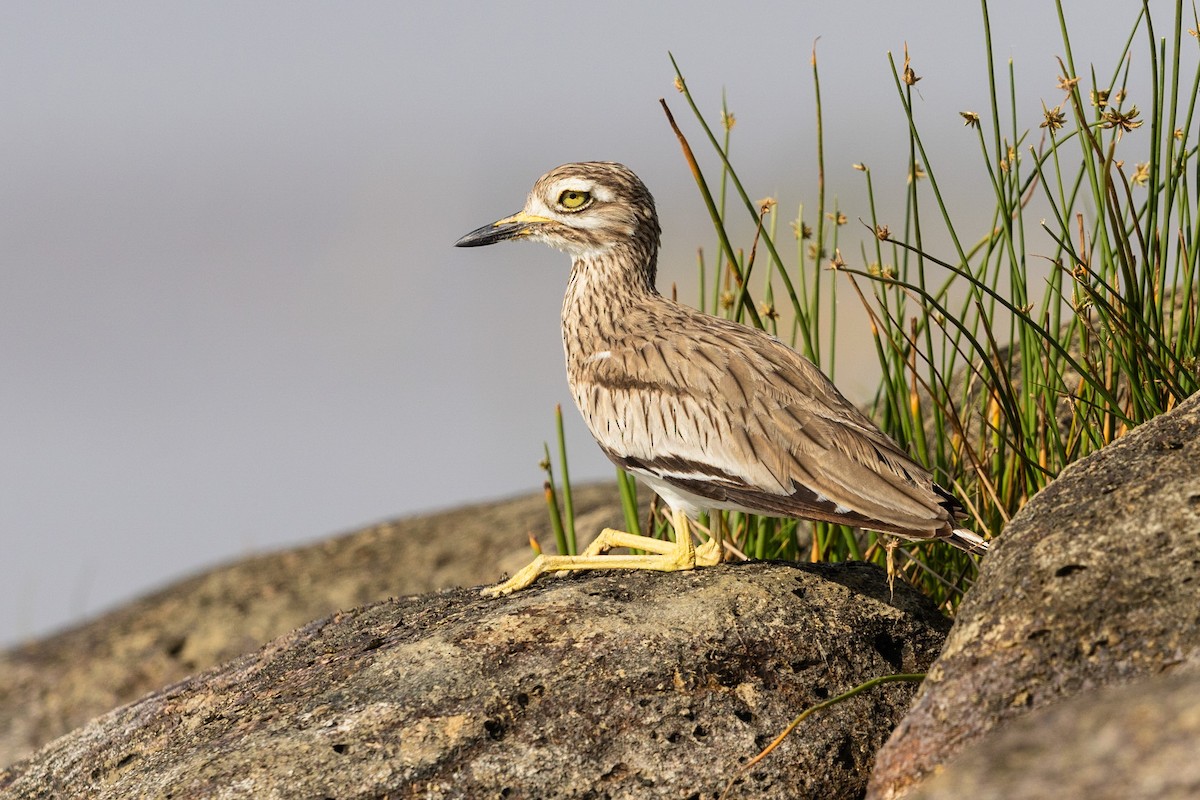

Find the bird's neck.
xmin=561 ymin=244 xmax=659 ymax=359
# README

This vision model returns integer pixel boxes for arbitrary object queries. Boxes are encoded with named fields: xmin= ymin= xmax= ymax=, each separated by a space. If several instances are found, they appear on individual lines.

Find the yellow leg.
xmin=483 ymin=507 xmax=711 ymax=596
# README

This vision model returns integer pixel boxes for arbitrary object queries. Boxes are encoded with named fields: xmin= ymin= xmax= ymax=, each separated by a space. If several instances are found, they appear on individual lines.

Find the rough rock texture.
xmin=868 ymin=391 xmax=1200 ymax=799
xmin=909 ymin=669 xmax=1200 ymax=800
xmin=0 ymin=483 xmax=632 ymax=768
xmin=0 ymin=561 xmax=950 ymax=800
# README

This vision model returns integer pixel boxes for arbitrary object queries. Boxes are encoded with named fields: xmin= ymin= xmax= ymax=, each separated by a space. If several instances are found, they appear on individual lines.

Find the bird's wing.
xmin=574 ymin=306 xmax=950 ymax=535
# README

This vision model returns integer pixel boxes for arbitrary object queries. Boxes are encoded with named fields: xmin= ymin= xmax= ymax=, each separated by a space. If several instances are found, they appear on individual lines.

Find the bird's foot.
xmin=481 ymin=524 xmax=698 ymax=597
xmin=694 ymin=537 xmax=725 ymax=566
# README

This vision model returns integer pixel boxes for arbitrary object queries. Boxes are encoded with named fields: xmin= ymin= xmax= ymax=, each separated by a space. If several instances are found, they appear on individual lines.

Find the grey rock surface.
xmin=909 ymin=668 xmax=1200 ymax=800
xmin=0 ymin=483 xmax=631 ymax=768
xmin=868 ymin=391 xmax=1200 ymax=799
xmin=0 ymin=561 xmax=950 ymax=800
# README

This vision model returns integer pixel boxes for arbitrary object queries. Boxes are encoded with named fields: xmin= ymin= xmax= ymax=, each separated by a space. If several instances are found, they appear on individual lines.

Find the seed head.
xmin=1131 ymin=162 xmax=1150 ymax=186
xmin=1102 ymin=106 xmax=1143 ymax=134
xmin=1040 ymin=103 xmax=1066 ymax=132
xmin=902 ymin=43 xmax=921 ymax=86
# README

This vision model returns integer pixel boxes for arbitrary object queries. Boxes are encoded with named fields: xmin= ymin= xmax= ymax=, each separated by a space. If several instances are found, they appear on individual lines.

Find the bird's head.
xmin=455 ymin=162 xmax=660 ymax=262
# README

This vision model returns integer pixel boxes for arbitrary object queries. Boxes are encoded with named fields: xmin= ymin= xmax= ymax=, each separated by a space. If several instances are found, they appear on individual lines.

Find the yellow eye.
xmin=558 ymin=189 xmax=591 ymax=210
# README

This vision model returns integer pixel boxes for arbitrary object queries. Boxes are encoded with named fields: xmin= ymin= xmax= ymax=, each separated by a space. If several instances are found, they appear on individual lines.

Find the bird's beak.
xmin=454 ymin=212 xmax=552 ymax=247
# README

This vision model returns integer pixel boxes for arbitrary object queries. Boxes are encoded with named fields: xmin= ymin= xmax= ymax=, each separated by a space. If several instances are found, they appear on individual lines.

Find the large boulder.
xmin=868 ymin=391 xmax=1200 ymax=798
xmin=0 ymin=561 xmax=950 ymax=800
xmin=0 ymin=483 xmax=630 ymax=768
xmin=908 ymin=669 xmax=1200 ymax=800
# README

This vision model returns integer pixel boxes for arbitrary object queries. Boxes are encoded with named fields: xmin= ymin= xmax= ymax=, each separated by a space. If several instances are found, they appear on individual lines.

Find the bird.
xmin=455 ymin=161 xmax=987 ymax=596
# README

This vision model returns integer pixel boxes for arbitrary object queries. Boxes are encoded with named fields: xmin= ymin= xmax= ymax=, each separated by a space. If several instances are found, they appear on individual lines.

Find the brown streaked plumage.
xmin=456 ymin=162 xmax=986 ymax=595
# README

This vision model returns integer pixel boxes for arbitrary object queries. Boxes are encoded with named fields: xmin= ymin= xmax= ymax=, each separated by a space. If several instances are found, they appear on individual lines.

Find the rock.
xmin=0 ymin=483 xmax=632 ymax=768
xmin=0 ymin=561 xmax=950 ymax=800
xmin=868 ymin=391 xmax=1200 ymax=799
xmin=908 ymin=669 xmax=1200 ymax=800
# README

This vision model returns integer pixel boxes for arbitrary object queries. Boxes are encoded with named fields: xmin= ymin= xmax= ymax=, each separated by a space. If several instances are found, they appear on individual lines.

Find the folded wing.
xmin=572 ymin=305 xmax=955 ymax=537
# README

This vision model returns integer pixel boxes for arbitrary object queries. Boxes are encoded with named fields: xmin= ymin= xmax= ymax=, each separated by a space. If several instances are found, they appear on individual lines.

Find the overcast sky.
xmin=1 ymin=1 xmax=1175 ymax=645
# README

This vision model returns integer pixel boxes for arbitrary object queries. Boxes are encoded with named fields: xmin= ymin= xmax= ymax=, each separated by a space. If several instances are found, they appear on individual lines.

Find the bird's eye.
xmin=558 ymin=190 xmax=591 ymax=210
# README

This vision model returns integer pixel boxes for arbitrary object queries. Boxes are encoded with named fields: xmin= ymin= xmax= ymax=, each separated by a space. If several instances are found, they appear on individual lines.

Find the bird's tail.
xmin=931 ymin=483 xmax=989 ymax=555
xmin=948 ymin=527 xmax=990 ymax=556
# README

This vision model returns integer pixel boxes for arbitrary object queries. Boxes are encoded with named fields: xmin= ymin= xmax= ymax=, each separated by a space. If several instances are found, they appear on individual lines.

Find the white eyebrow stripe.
xmin=590 ymin=184 xmax=615 ymax=202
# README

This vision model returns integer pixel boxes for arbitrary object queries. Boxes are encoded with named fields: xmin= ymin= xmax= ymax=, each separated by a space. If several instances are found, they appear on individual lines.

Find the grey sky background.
xmin=1 ymin=2 xmax=1172 ymax=645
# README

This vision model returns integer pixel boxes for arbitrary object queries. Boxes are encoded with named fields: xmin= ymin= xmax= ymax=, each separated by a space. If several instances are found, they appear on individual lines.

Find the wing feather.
xmin=572 ymin=304 xmax=952 ymax=536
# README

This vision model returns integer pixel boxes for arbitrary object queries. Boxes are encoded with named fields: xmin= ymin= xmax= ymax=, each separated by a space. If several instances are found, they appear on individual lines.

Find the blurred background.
xmin=1 ymin=1 xmax=1157 ymax=645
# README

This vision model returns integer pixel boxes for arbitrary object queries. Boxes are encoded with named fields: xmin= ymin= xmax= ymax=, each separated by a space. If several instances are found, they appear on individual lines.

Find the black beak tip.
xmin=454 ymin=219 xmax=528 ymax=248
xmin=454 ymin=226 xmax=490 ymax=248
